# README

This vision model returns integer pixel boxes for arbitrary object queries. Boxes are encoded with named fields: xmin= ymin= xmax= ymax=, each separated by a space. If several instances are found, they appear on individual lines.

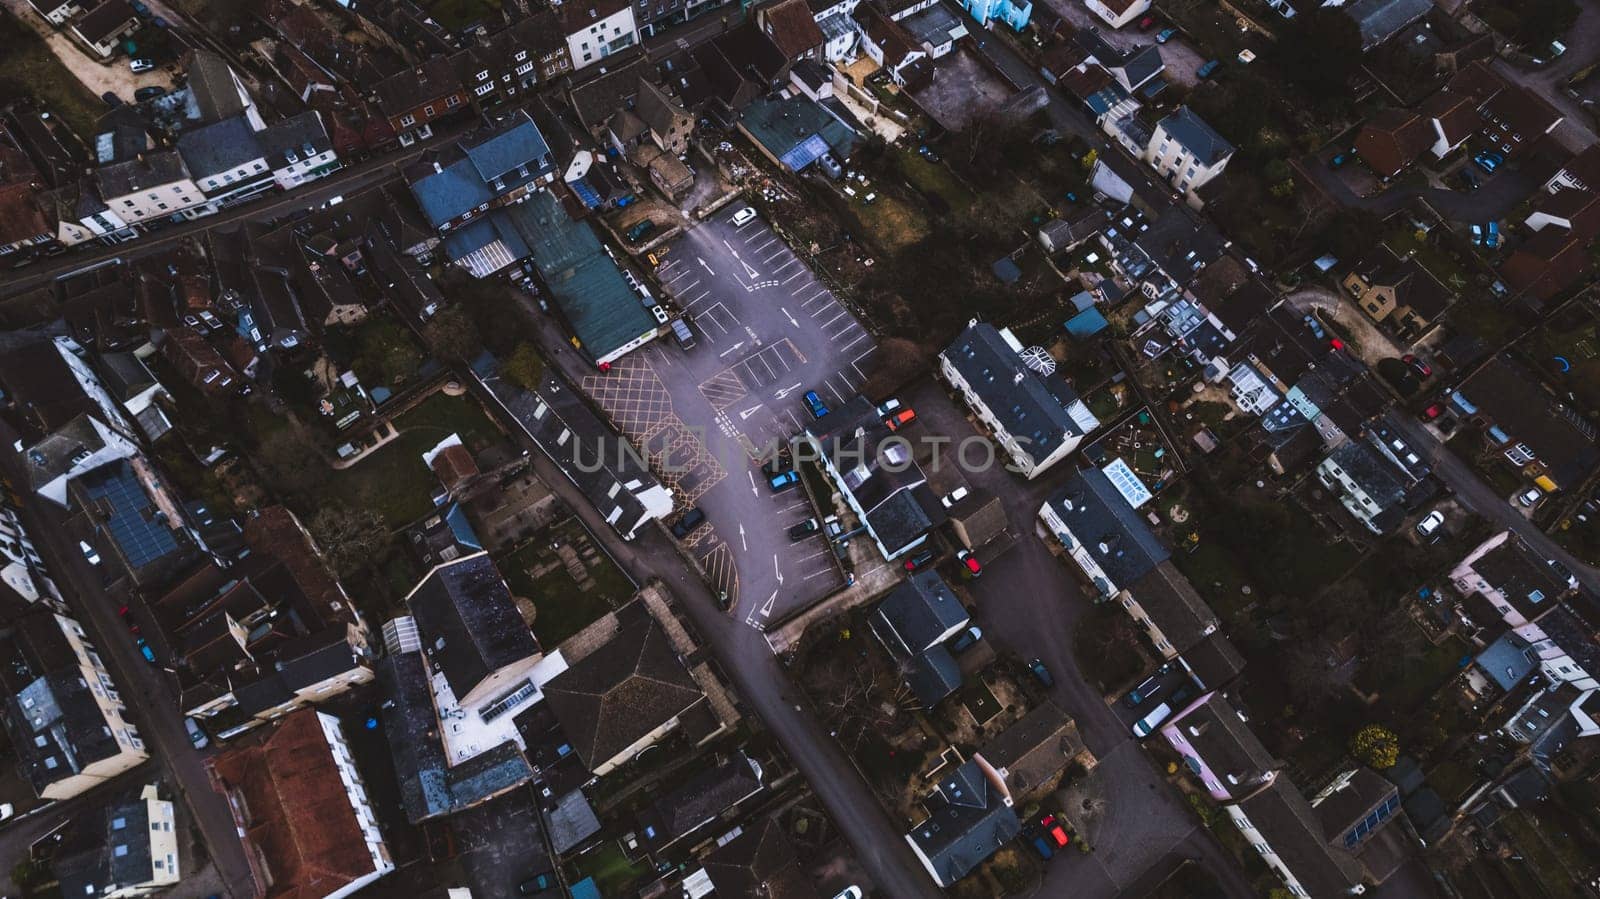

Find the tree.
xmin=255 ymin=429 xmax=328 ymax=496
xmin=1350 ymin=724 xmax=1400 ymax=769
xmin=1272 ymin=9 xmax=1364 ymax=107
xmin=309 ymin=502 xmax=388 ymax=577
xmin=271 ymin=364 xmax=318 ymax=409
xmin=503 ymin=342 xmax=544 ymax=391
xmin=422 ymin=306 xmax=480 ymax=363
xmin=353 ymin=320 xmax=423 ymax=386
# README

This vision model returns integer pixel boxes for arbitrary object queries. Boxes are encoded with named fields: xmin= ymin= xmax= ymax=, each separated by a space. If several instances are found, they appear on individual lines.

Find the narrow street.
xmin=0 ymin=422 xmax=258 ymax=899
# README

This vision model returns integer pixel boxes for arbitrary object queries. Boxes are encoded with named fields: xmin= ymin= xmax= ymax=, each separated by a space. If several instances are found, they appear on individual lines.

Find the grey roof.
xmin=1316 ymin=768 xmax=1401 ymax=850
xmin=637 ymin=753 xmax=763 ymax=846
xmin=1347 ymin=0 xmax=1433 ymax=49
xmin=1115 ymin=44 xmax=1164 ymax=89
xmin=546 ymin=789 xmax=602 ymax=854
xmin=176 ymin=116 xmax=264 ymax=179
xmin=1534 ymin=604 xmax=1600 ymax=679
xmin=1168 ymin=693 xmax=1277 ymax=797
xmin=1475 ymin=630 xmax=1537 ymax=692
xmin=256 ymin=111 xmax=333 ymax=167
xmin=378 ymin=649 xmax=535 ymax=823
xmin=94 ymin=150 xmax=192 ymax=199
xmin=1329 ymin=439 xmax=1406 ymax=509
xmin=53 ymin=787 xmax=156 ymax=899
xmin=906 ymin=645 xmax=962 ymax=709
xmin=1128 ymin=560 xmax=1217 ymax=653
xmin=906 ymin=760 xmax=1021 ymax=887
xmin=0 ymin=612 xmax=128 ymax=796
xmin=1181 ymin=630 xmax=1246 ymax=689
xmin=1042 ymin=467 xmax=1170 ymax=591
xmin=866 ymin=488 xmax=935 ymax=556
xmin=406 ymin=553 xmax=537 ymax=701
xmin=185 ymin=50 xmax=248 ymax=123
xmin=1233 ymin=777 xmax=1366 ymax=896
xmin=942 ymin=321 xmax=1094 ymax=464
xmin=1158 ymin=107 xmax=1234 ymax=167
xmin=870 ymin=569 xmax=969 ymax=659
xmin=73 ymin=461 xmax=191 ymax=582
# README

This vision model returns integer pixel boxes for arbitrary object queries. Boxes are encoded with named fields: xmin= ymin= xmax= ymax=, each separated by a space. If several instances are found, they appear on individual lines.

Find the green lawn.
xmin=894 ymin=149 xmax=978 ymax=215
xmin=1385 ymin=229 xmax=1470 ymax=292
xmin=0 ymin=15 xmax=103 ymax=140
xmin=566 ymin=842 xmax=649 ymax=897
xmin=327 ymin=391 xmax=503 ymax=528
xmin=499 ymin=517 xmax=635 ymax=648
xmin=1499 ymin=812 xmax=1586 ymax=899
xmin=1357 ymin=635 xmax=1468 ymax=716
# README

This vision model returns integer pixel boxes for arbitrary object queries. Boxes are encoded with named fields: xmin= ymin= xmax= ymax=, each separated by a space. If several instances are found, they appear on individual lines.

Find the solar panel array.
xmin=78 ymin=463 xmax=180 ymax=569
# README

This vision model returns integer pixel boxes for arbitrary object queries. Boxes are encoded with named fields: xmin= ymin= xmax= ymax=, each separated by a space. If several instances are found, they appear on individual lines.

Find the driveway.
xmin=565 ymin=206 xmax=874 ymax=630
xmin=1283 ymin=285 xmax=1406 ymax=363
xmin=1295 ymin=154 xmax=1540 ymax=226
xmin=1035 ymin=0 xmax=1207 ymax=88
xmin=2 ymin=0 xmax=175 ymax=99
xmin=1489 ymin=0 xmax=1600 ymax=151
xmin=900 ymin=380 xmax=1256 ymax=898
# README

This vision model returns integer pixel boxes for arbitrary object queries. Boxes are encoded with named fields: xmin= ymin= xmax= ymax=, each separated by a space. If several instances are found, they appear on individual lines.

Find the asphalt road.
xmin=470 ymin=364 xmax=943 ymax=899
xmin=1489 ymin=0 xmax=1600 ymax=151
xmin=901 ymin=380 xmax=1257 ymax=899
xmin=0 ymin=423 xmax=257 ymax=898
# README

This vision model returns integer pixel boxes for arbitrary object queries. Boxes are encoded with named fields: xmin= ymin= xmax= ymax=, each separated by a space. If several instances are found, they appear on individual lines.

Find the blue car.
xmin=768 ymin=470 xmax=800 ymax=492
xmin=135 ymin=638 xmax=156 ymax=663
xmin=1473 ymin=150 xmax=1503 ymax=173
xmin=1155 ymin=27 xmax=1177 ymax=44
xmin=1196 ymin=59 xmax=1221 ymax=79
xmin=1486 ymin=221 xmax=1501 ymax=248
xmin=804 ymin=390 xmax=829 ymax=419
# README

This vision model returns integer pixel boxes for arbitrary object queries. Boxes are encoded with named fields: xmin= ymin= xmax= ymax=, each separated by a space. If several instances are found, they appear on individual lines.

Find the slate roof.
xmin=378 ymin=650 xmax=534 ymax=823
xmin=546 ymin=789 xmax=602 ymax=854
xmin=979 ymin=700 xmax=1084 ymax=796
xmin=1476 ymin=631 xmax=1537 ymax=691
xmin=1457 ymin=356 xmax=1599 ymax=487
xmin=176 ymin=116 xmax=264 ymax=179
xmin=95 ymin=150 xmax=191 ymax=199
xmin=1234 ymin=778 xmax=1366 ymax=895
xmin=1042 ymin=467 xmax=1169 ymax=589
xmin=1346 ymin=0 xmax=1432 ymax=49
xmin=1167 ymin=693 xmax=1277 ymax=795
xmin=185 ymin=50 xmax=248 ymax=123
xmin=906 ymin=645 xmax=963 ymax=709
xmin=256 ymin=111 xmax=334 ymax=168
xmin=906 ymin=760 xmax=1021 ymax=887
xmin=870 ymin=569 xmax=968 ymax=659
xmin=372 ymin=56 xmax=463 ymax=119
xmin=701 ymin=817 xmax=818 ymax=899
xmin=542 ymin=607 xmax=704 ymax=771
xmin=638 ymin=753 xmax=763 ymax=845
xmin=942 ymin=321 xmax=1096 ymax=465
xmin=1328 ymin=439 xmax=1406 ymax=511
xmin=1181 ymin=630 xmax=1247 ymax=690
xmin=52 ymin=787 xmax=156 ymax=899
xmin=406 ymin=553 xmax=537 ymax=701
xmin=1115 ymin=45 xmax=1164 ymax=90
xmin=1128 ymin=560 xmax=1218 ymax=653
xmin=1158 ymin=107 xmax=1233 ymax=167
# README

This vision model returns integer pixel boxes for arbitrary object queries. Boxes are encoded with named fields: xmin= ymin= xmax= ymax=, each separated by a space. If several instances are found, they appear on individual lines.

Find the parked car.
xmin=1517 ymin=487 xmax=1542 ymax=507
xmin=1027 ymin=658 xmax=1054 ymax=687
xmin=134 ymin=86 xmax=166 ymax=102
xmin=1132 ymin=702 xmax=1173 ymax=737
xmin=1123 ymin=671 xmax=1163 ymax=707
xmin=0 ymin=803 xmax=12 ymax=821
xmin=956 ymin=548 xmax=981 ymax=577
xmin=788 ymin=518 xmax=820 ymax=540
xmin=185 ymin=717 xmax=208 ymax=749
xmin=1416 ymin=510 xmax=1445 ymax=539
xmin=1473 ymin=150 xmax=1504 ymax=173
xmin=875 ymin=397 xmax=902 ymax=417
xmin=949 ymin=625 xmax=983 ymax=653
xmin=731 ymin=206 xmax=758 ymax=227
xmin=624 ymin=219 xmax=656 ymax=243
xmin=1027 ymin=826 xmax=1055 ymax=859
xmin=884 ymin=408 xmax=916 ymax=430
xmin=135 ymin=638 xmax=156 ymax=664
xmin=670 ymin=507 xmax=707 ymax=538
xmin=1138 ymin=14 xmax=1156 ymax=29
xmin=670 ymin=317 xmax=696 ymax=349
xmin=831 ymin=889 xmax=863 ymax=899
xmin=1328 ymin=152 xmax=1350 ymax=169
xmin=79 ymin=540 xmax=101 ymax=565
xmin=1196 ymin=59 xmax=1221 ymax=79
xmin=198 ymin=310 xmax=223 ymax=330
xmin=518 ymin=872 xmax=556 ymax=895
xmin=1470 ymin=223 xmax=1484 ymax=245
xmin=102 ymin=91 xmax=123 ymax=107
xmin=1155 ymin=27 xmax=1178 ymax=44
xmin=1458 ymin=168 xmax=1480 ymax=191
xmin=1487 ymin=220 xmax=1501 ymax=248
xmin=1236 ymin=49 xmax=1256 ymax=64
xmin=1039 ymin=814 xmax=1070 ymax=847
xmin=1420 ymin=402 xmax=1443 ymax=421
xmin=941 ymin=486 xmax=969 ymax=508
xmin=804 ymin=389 xmax=829 ymax=419
xmin=768 ymin=470 xmax=800 ymax=493
xmin=1401 ymin=354 xmax=1432 ymax=378
xmin=903 ymin=548 xmax=935 ymax=571
xmin=131 ymin=0 xmax=150 ymax=14
xmin=129 ymin=58 xmax=155 ymax=73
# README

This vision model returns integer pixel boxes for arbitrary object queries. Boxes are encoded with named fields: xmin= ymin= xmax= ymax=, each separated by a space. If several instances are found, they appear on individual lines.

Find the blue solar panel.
xmin=780 ymin=133 xmax=829 ymax=172
xmin=77 ymin=462 xmax=180 ymax=569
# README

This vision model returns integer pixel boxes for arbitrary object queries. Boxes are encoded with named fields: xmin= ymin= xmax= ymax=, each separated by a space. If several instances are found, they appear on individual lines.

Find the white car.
xmin=941 ymin=486 xmax=969 ymax=508
xmin=875 ymin=398 xmax=901 ymax=417
xmin=832 ymin=888 xmax=863 ymax=899
xmin=731 ymin=206 xmax=757 ymax=227
xmin=185 ymin=717 xmax=208 ymax=750
xmin=1517 ymin=487 xmax=1543 ymax=507
xmin=1416 ymin=510 xmax=1445 ymax=539
xmin=0 ymin=803 xmax=13 ymax=821
xmin=129 ymin=58 xmax=155 ymax=73
xmin=79 ymin=540 xmax=101 ymax=566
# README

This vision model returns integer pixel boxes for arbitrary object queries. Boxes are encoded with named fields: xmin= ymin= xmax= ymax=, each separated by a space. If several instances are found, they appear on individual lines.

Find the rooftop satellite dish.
xmin=1020 ymin=346 xmax=1056 ymax=376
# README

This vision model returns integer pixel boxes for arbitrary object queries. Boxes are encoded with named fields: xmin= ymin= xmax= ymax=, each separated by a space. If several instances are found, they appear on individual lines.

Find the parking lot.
xmin=578 ymin=206 xmax=877 ymax=629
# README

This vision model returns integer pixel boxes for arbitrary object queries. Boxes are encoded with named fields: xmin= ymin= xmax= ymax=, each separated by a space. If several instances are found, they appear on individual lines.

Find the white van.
xmin=1132 ymin=702 xmax=1173 ymax=738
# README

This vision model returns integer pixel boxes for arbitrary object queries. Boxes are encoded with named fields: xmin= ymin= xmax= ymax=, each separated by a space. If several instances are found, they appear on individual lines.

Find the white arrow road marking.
xmin=782 ymin=307 xmax=799 ymax=328
xmin=697 ymin=256 xmax=715 ymax=275
xmin=748 ymin=471 xmax=758 ymax=495
xmin=739 ymin=523 xmax=747 ymax=552
xmin=773 ymin=553 xmax=783 ymax=584
xmin=739 ymin=404 xmax=764 ymax=420
xmin=719 ymin=341 xmax=746 ymax=358
xmin=775 ymin=382 xmax=803 ymax=399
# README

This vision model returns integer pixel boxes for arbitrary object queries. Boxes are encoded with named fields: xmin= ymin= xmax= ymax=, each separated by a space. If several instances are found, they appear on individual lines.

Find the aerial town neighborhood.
xmin=1 ymin=0 xmax=1600 ymax=896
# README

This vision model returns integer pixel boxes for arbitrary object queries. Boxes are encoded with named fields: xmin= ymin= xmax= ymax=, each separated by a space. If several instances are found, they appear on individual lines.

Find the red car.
xmin=884 ymin=408 xmax=917 ymax=431
xmin=1420 ymin=403 xmax=1443 ymax=421
xmin=1138 ymin=15 xmax=1157 ymax=29
xmin=1329 ymin=337 xmax=1345 ymax=351
xmin=957 ymin=548 xmax=981 ymax=577
xmin=1039 ymin=814 xmax=1070 ymax=847
xmin=1402 ymin=353 xmax=1433 ymax=378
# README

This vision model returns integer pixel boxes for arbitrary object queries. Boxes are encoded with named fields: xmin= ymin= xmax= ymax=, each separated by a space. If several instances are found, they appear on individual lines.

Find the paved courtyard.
xmin=575 ymin=206 xmax=877 ymax=629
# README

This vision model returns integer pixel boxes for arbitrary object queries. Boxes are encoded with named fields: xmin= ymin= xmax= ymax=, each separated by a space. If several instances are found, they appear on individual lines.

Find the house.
xmin=404 ymin=110 xmax=555 ymax=233
xmin=0 ymin=495 xmax=60 ymax=613
xmin=1342 ymin=246 xmax=1455 ymax=336
xmin=176 ymin=116 xmax=275 ymax=213
xmin=940 ymin=320 xmax=1099 ymax=479
xmin=898 ymin=4 xmax=969 ymax=58
xmin=371 ymin=57 xmax=468 ymax=147
xmin=475 ymin=364 xmax=673 ymax=541
xmin=816 ymin=3 xmax=861 ymax=62
xmin=1085 ymin=0 xmax=1151 ymax=29
xmin=757 ymin=0 xmax=826 ymax=61
xmin=210 ymin=710 xmax=395 ymax=899
xmin=406 ymin=553 xmax=541 ymax=712
xmin=51 ymin=784 xmax=178 ymax=898
xmin=1345 ymin=0 xmax=1431 ymax=50
xmin=73 ymin=458 xmax=197 ymax=588
xmin=1449 ymin=356 xmax=1599 ymax=489
xmin=635 ymin=80 xmax=695 ymax=156
xmin=94 ymin=351 xmax=171 ymax=442
xmin=1353 ymin=108 xmax=1437 ymax=179
xmin=542 ymin=599 xmax=712 ymax=776
xmin=1161 ymin=693 xmax=1277 ymax=802
xmin=1226 ymin=778 xmax=1368 ymax=896
xmin=802 ymin=396 xmax=946 ymax=560
xmin=0 ymin=180 xmax=53 ymax=261
xmin=1504 ymin=185 xmax=1600 ymax=308
xmin=869 ymin=570 xmax=969 ymax=707
xmin=558 ymin=0 xmax=640 ymax=71
xmin=0 ymin=609 xmax=148 ymax=800
xmin=28 ymin=0 xmax=85 ymax=26
xmin=904 ymin=757 xmax=1021 ymax=887
xmin=183 ymin=49 xmax=265 ymax=129
xmin=1450 ymin=531 xmax=1579 ymax=629
xmin=1543 ymin=143 xmax=1600 ymax=195
xmin=980 ymin=701 xmax=1087 ymax=798
xmin=1145 ymin=107 xmax=1233 ymax=206
xmin=1315 ymin=430 xmax=1422 ymax=534
xmin=159 ymin=329 xmax=239 ymax=396
xmin=157 ymin=507 xmax=373 ymax=740
xmin=738 ymin=93 xmax=858 ymax=175
xmin=636 ymin=753 xmax=765 ymax=855
xmin=856 ymin=5 xmax=928 ymax=85
xmin=69 ymin=0 xmax=141 ymax=59
xmin=94 ymin=150 xmax=207 ymax=228
xmin=257 ymin=111 xmax=340 ymax=190
xmin=695 ymin=817 xmax=816 ymax=898
xmin=958 ymin=0 xmax=1031 ymax=30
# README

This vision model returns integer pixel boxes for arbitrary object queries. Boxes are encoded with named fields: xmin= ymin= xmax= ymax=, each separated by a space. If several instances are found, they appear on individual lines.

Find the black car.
xmin=670 ymin=507 xmax=707 ymax=539
xmin=101 ymin=91 xmax=123 ymax=107
xmin=1458 ymin=168 xmax=1480 ymax=191
xmin=761 ymin=454 xmax=789 ymax=478
xmin=1027 ymin=658 xmax=1054 ymax=687
xmin=134 ymin=86 xmax=167 ymax=102
xmin=787 ymin=518 xmax=819 ymax=541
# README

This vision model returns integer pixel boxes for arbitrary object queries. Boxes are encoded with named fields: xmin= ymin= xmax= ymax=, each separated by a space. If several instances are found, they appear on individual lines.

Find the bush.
xmin=1350 ymin=724 xmax=1400 ymax=769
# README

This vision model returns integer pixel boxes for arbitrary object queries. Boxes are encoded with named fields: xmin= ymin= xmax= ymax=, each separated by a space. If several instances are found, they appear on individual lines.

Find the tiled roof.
xmin=406 ymin=553 xmax=537 ymax=701
xmin=1158 ymin=106 xmax=1233 ymax=167
xmin=176 ymin=116 xmax=264 ymax=179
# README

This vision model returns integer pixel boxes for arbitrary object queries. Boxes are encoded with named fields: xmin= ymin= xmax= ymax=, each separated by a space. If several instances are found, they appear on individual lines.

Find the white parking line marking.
xmin=779 ymin=501 xmax=809 ymax=514
xmin=772 ymin=256 xmax=799 ymax=272
xmin=804 ymin=568 xmax=836 ymax=580
xmin=781 ymin=269 xmax=805 ymax=285
xmin=796 ymin=549 xmax=829 ymax=563
xmin=745 ymin=230 xmax=769 ymax=246
xmin=684 ymin=289 xmax=712 ymax=309
xmin=839 ymin=331 xmax=871 ymax=353
xmin=820 ymin=309 xmax=849 ymax=328
xmin=673 ymin=277 xmax=701 ymax=295
xmin=826 ymin=381 xmax=847 ymax=406
xmin=786 ymin=410 xmax=803 ymax=431
xmin=790 ymin=281 xmax=816 ymax=297
xmin=828 ymin=320 xmax=859 ymax=339
xmin=800 ymin=287 xmax=829 ymax=304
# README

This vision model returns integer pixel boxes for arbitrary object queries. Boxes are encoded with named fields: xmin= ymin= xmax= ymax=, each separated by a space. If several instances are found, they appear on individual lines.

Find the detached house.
xmin=904 ymin=758 xmax=1021 ymax=887
xmin=869 ymin=570 xmax=970 ymax=708
xmin=69 ymin=0 xmax=140 ymax=59
xmin=1085 ymin=0 xmax=1151 ymax=29
xmin=940 ymin=320 xmax=1099 ymax=479
xmin=559 ymin=0 xmax=640 ymax=71
xmin=1145 ymin=107 xmax=1233 ymax=206
xmin=1342 ymin=245 xmax=1455 ymax=337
